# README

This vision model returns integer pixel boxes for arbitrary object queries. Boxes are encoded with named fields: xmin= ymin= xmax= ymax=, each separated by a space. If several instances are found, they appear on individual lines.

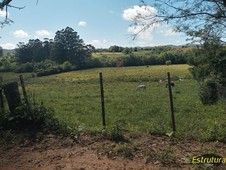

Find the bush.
xmin=199 ymin=79 xmax=218 ymax=105
xmin=106 ymin=118 xmax=127 ymax=142
xmin=0 ymin=60 xmax=13 ymax=72
xmin=0 ymin=102 xmax=59 ymax=133
xmin=36 ymin=66 xmax=63 ymax=77
xmin=165 ymin=60 xmax=172 ymax=66
xmin=15 ymin=62 xmax=34 ymax=73
xmin=123 ymin=54 xmax=144 ymax=66
xmin=63 ymin=61 xmax=73 ymax=71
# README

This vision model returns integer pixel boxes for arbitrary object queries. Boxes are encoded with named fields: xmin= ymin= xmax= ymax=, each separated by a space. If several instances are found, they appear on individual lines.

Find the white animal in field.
xmin=136 ymin=85 xmax=146 ymax=90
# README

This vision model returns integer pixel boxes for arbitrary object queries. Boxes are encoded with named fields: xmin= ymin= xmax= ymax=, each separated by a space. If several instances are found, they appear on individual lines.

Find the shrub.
xmin=199 ymin=79 xmax=218 ymax=105
xmin=0 ymin=60 xmax=13 ymax=72
xmin=15 ymin=62 xmax=34 ymax=73
xmin=36 ymin=66 xmax=63 ymax=77
xmin=63 ymin=61 xmax=73 ymax=71
xmin=106 ymin=118 xmax=127 ymax=142
xmin=123 ymin=54 xmax=144 ymax=66
xmin=165 ymin=60 xmax=172 ymax=66
xmin=107 ymin=143 xmax=134 ymax=160
xmin=0 ymin=102 xmax=59 ymax=133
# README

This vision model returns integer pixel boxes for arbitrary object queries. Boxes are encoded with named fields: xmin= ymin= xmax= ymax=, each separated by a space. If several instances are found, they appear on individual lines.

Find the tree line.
xmin=0 ymin=26 xmax=192 ymax=76
xmin=0 ymin=27 xmax=98 ymax=76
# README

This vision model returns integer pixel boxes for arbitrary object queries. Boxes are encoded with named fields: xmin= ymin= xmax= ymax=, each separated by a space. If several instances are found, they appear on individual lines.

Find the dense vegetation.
xmin=94 ymin=45 xmax=191 ymax=67
xmin=0 ymin=27 xmax=192 ymax=77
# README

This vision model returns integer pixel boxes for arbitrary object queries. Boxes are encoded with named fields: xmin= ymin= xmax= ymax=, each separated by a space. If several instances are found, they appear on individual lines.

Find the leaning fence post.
xmin=167 ymin=72 xmax=176 ymax=132
xmin=0 ymin=77 xmax=3 ymax=111
xmin=2 ymin=82 xmax=21 ymax=113
xmin=99 ymin=72 xmax=106 ymax=127
xmin=0 ymin=89 xmax=4 ymax=111
xmin=19 ymin=75 xmax=29 ymax=106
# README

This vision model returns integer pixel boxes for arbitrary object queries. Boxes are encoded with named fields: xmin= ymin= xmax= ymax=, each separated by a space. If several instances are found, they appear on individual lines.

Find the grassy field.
xmin=1 ymin=64 xmax=226 ymax=141
xmin=92 ymin=51 xmax=152 ymax=58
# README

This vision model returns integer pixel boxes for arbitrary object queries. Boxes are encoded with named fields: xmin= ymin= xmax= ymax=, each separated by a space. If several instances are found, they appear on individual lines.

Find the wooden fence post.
xmin=19 ymin=75 xmax=29 ymax=106
xmin=2 ymin=82 xmax=21 ymax=113
xmin=99 ymin=72 xmax=106 ymax=127
xmin=0 ymin=89 xmax=4 ymax=111
xmin=167 ymin=72 xmax=176 ymax=132
xmin=0 ymin=76 xmax=3 ymax=111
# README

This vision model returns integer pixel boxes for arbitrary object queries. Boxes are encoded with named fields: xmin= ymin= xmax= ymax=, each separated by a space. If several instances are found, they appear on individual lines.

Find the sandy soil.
xmin=0 ymin=134 xmax=225 ymax=170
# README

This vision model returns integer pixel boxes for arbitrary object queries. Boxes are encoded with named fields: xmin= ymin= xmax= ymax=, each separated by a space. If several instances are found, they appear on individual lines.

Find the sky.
xmin=0 ymin=0 xmax=189 ymax=49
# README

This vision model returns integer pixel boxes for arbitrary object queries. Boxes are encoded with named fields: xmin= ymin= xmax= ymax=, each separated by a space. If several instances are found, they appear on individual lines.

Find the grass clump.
xmin=106 ymin=143 xmax=136 ymax=160
xmin=205 ymin=122 xmax=226 ymax=143
xmin=104 ymin=118 xmax=127 ymax=142
xmin=146 ymin=147 xmax=177 ymax=166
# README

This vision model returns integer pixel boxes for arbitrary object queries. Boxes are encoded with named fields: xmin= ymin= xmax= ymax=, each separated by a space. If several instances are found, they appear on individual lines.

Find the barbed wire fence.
xmin=0 ymin=71 xmax=225 ymax=138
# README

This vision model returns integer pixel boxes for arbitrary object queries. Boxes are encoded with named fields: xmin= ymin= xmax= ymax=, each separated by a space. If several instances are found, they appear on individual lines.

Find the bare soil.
xmin=0 ymin=134 xmax=225 ymax=170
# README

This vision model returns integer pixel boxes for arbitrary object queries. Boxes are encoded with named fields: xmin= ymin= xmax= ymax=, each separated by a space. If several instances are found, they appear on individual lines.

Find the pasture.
xmin=1 ymin=64 xmax=226 ymax=141
xmin=92 ymin=51 xmax=152 ymax=58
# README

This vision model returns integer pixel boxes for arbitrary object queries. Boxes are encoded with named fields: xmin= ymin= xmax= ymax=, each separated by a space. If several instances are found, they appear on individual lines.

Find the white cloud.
xmin=0 ymin=10 xmax=9 ymax=17
xmin=159 ymin=26 xmax=181 ymax=36
xmin=127 ymin=25 xmax=155 ymax=41
xmin=78 ymin=21 xmax=87 ymax=27
xmin=123 ymin=6 xmax=159 ymax=44
xmin=35 ymin=29 xmax=52 ymax=38
xmin=90 ymin=39 xmax=109 ymax=48
xmin=123 ymin=5 xmax=157 ymax=21
xmin=0 ymin=43 xmax=16 ymax=49
xmin=13 ymin=30 xmax=29 ymax=38
xmin=163 ymin=29 xmax=178 ymax=36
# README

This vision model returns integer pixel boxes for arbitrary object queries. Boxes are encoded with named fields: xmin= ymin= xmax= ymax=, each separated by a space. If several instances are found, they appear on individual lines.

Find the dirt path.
xmin=0 ymin=134 xmax=225 ymax=170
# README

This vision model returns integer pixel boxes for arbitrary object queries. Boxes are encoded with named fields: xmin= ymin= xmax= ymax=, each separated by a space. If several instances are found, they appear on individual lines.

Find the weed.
xmin=146 ymin=147 xmax=177 ymax=166
xmin=206 ymin=122 xmax=226 ymax=143
xmin=105 ymin=118 xmax=127 ymax=142
xmin=106 ymin=143 xmax=135 ymax=160
xmin=149 ymin=123 xmax=169 ymax=136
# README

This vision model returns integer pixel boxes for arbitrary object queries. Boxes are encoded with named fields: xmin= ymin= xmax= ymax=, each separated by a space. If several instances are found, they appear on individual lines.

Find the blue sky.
xmin=0 ymin=0 xmax=188 ymax=49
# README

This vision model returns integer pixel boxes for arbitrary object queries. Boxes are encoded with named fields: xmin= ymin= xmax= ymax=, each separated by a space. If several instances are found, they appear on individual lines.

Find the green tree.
xmin=122 ymin=47 xmax=131 ymax=55
xmin=28 ymin=39 xmax=47 ymax=62
xmin=108 ymin=45 xmax=123 ymax=52
xmin=16 ymin=39 xmax=51 ymax=63
xmin=51 ymin=27 xmax=91 ymax=68
xmin=188 ymin=37 xmax=226 ymax=103
xmin=16 ymin=42 xmax=32 ymax=63
xmin=189 ymin=37 xmax=226 ymax=83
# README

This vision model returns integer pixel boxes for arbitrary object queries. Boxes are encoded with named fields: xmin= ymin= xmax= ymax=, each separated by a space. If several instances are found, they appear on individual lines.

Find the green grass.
xmin=92 ymin=51 xmax=152 ymax=58
xmin=1 ymin=64 xmax=226 ymax=141
xmin=92 ymin=52 xmax=125 ymax=58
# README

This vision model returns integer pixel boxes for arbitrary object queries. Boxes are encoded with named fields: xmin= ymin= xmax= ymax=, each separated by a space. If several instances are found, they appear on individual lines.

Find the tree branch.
xmin=8 ymin=4 xmax=25 ymax=10
xmin=0 ymin=0 xmax=12 ymax=9
xmin=0 ymin=0 xmax=26 ymax=27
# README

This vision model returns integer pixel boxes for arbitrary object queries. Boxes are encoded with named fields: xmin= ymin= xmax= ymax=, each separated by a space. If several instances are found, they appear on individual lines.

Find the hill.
xmin=2 ymin=49 xmax=16 ymax=57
